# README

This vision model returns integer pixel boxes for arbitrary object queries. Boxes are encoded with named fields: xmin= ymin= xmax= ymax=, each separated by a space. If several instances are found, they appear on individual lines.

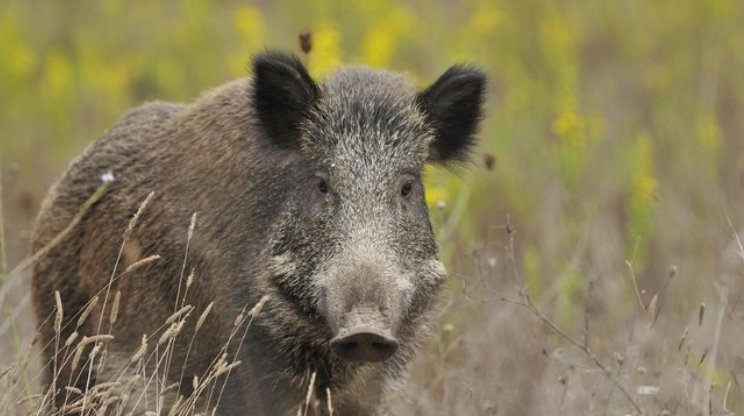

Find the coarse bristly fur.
xmin=31 ymin=51 xmax=486 ymax=416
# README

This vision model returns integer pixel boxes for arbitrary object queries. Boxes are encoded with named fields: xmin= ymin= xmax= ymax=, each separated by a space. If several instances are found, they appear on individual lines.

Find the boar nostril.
xmin=330 ymin=328 xmax=399 ymax=363
xmin=335 ymin=341 xmax=358 ymax=355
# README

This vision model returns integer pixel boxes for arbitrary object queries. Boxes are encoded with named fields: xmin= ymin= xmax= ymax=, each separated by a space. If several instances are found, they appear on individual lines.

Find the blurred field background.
xmin=2 ymin=0 xmax=744 ymax=414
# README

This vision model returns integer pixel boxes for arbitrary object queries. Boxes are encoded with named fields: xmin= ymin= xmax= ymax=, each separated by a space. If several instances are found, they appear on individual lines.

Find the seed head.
xmin=249 ymin=295 xmax=270 ymax=318
xmin=124 ymin=254 xmax=161 ymax=273
xmin=158 ymin=320 xmax=184 ymax=346
xmin=71 ymin=346 xmax=84 ymax=373
xmin=483 ymin=153 xmax=495 ymax=171
xmin=125 ymin=191 xmax=154 ymax=239
xmin=54 ymin=291 xmax=63 ymax=334
xmin=186 ymin=268 xmax=196 ymax=289
xmin=646 ymin=294 xmax=658 ymax=323
xmin=131 ymin=335 xmax=148 ymax=363
xmin=188 ymin=212 xmax=197 ymax=242
xmin=677 ymin=327 xmax=688 ymax=351
xmin=698 ymin=302 xmax=705 ymax=326
xmin=196 ymin=302 xmax=214 ymax=332
xmin=166 ymin=305 xmax=193 ymax=325
xmin=110 ymin=291 xmax=121 ymax=325
xmin=65 ymin=331 xmax=78 ymax=347
xmin=77 ymin=295 xmax=100 ymax=328
xmin=299 ymin=29 xmax=313 ymax=54
xmin=668 ymin=265 xmax=678 ymax=278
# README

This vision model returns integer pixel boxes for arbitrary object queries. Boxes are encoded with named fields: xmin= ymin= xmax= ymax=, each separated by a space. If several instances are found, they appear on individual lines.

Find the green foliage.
xmin=3 ymin=0 xmax=742 ymax=309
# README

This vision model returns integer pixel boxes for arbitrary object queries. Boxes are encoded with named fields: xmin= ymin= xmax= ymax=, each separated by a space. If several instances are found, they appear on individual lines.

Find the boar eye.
xmin=317 ymin=177 xmax=329 ymax=194
xmin=401 ymin=181 xmax=413 ymax=197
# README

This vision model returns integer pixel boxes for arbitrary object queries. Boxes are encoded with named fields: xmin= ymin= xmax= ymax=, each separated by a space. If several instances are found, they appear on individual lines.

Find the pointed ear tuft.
xmin=417 ymin=65 xmax=487 ymax=164
xmin=251 ymin=51 xmax=319 ymax=150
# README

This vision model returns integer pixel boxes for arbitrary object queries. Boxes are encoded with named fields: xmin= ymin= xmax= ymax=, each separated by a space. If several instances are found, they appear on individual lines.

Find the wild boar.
xmin=31 ymin=51 xmax=486 ymax=415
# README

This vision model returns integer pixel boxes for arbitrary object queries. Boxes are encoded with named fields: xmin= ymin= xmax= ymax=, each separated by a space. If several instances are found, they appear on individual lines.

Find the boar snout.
xmin=318 ymin=253 xmax=408 ymax=363
xmin=331 ymin=326 xmax=399 ymax=362
xmin=327 ymin=304 xmax=401 ymax=363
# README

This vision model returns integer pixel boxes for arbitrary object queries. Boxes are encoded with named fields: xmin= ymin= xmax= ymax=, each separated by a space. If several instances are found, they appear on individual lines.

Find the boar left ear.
xmin=417 ymin=65 xmax=486 ymax=164
xmin=252 ymin=51 xmax=320 ymax=150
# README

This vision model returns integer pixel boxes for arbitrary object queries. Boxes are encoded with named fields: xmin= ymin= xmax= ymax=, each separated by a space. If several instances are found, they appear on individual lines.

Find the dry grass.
xmin=0 ymin=286 xmax=271 ymax=416
xmin=386 ymin=213 xmax=744 ymax=415
xmin=1 ymin=174 xmax=742 ymax=416
xmin=0 ymin=194 xmax=284 ymax=416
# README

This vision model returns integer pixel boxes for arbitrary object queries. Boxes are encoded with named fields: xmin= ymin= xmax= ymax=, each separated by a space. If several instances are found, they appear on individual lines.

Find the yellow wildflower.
xmin=631 ymin=133 xmax=659 ymax=208
xmin=696 ymin=115 xmax=722 ymax=149
xmin=551 ymin=110 xmax=586 ymax=147
xmin=470 ymin=4 xmax=499 ymax=36
xmin=45 ymin=52 xmax=73 ymax=97
xmin=309 ymin=22 xmax=343 ymax=78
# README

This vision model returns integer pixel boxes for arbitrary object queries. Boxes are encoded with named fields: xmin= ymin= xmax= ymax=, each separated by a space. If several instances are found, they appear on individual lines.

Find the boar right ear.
xmin=417 ymin=65 xmax=486 ymax=165
xmin=252 ymin=52 xmax=320 ymax=150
